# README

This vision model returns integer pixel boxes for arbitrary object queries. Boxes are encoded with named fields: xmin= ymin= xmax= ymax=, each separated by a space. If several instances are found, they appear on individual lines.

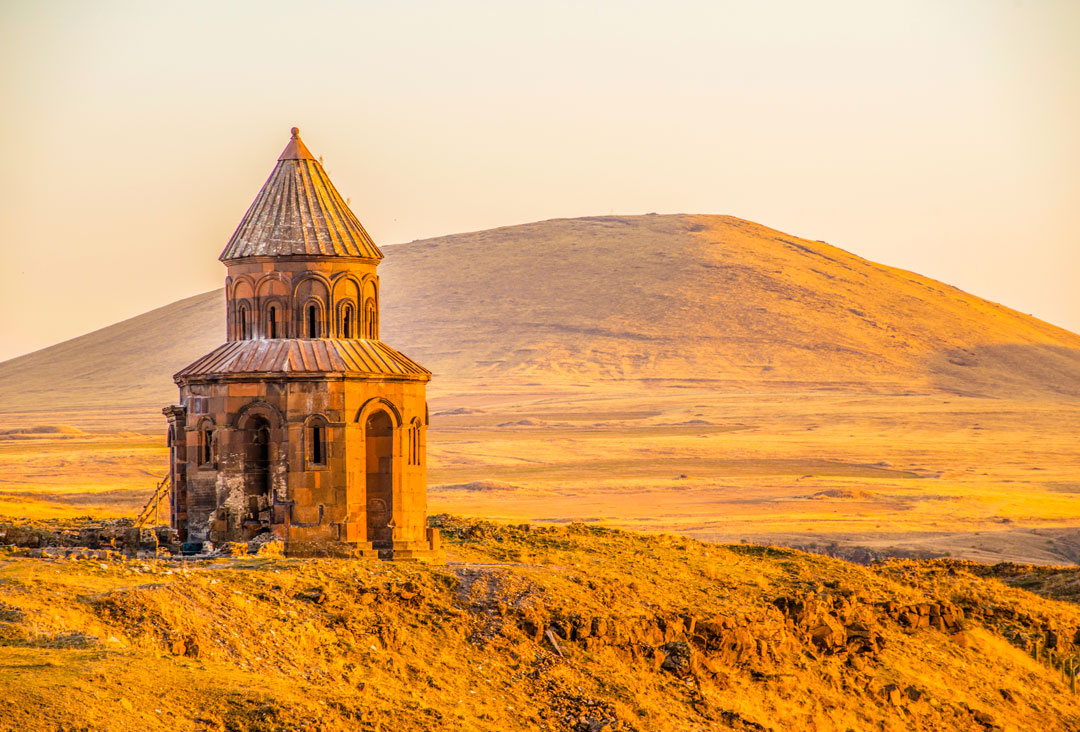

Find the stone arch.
xmin=302 ymin=413 xmax=331 ymax=470
xmin=363 ymin=297 xmax=378 ymax=339
xmin=255 ymin=271 xmax=289 ymax=299
xmin=355 ymin=397 xmax=402 ymax=429
xmin=362 ymin=278 xmax=379 ymax=339
xmin=231 ymin=276 xmax=256 ymax=340
xmin=237 ymin=302 xmax=252 ymax=340
xmin=331 ymin=273 xmax=363 ymax=301
xmin=234 ymin=401 xmax=286 ymax=531
xmin=233 ymin=400 xmax=285 ymax=431
xmin=302 ymin=298 xmax=326 ymax=338
xmin=195 ymin=416 xmax=216 ymax=467
xmin=337 ymin=300 xmax=357 ymax=339
xmin=364 ymin=408 xmax=396 ymax=544
xmin=292 ymin=273 xmax=332 ymax=300
xmin=262 ymin=297 xmax=287 ymax=338
xmin=231 ymin=275 xmax=256 ymax=301
xmin=407 ymin=416 xmax=423 ymax=466
xmin=294 ymin=274 xmax=330 ymax=338
xmin=331 ymin=274 xmax=362 ymax=338
xmin=243 ymin=415 xmax=273 ymax=528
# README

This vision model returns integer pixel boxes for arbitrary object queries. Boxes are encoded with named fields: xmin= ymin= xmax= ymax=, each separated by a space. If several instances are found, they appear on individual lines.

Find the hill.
xmin=2 ymin=214 xmax=1078 ymax=430
xmin=1 ymin=517 xmax=1080 ymax=731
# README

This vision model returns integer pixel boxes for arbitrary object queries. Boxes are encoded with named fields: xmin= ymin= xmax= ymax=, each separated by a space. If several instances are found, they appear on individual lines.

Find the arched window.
xmin=245 ymin=416 xmax=271 ymax=522
xmin=365 ymin=410 xmax=394 ymax=543
xmin=198 ymin=422 xmax=215 ymax=467
xmin=341 ymin=304 xmax=354 ymax=339
xmin=268 ymin=306 xmax=278 ymax=338
xmin=312 ymin=426 xmax=324 ymax=464
xmin=305 ymin=416 xmax=329 ymax=469
xmin=364 ymin=298 xmax=377 ymax=339
xmin=306 ymin=303 xmax=321 ymax=338
xmin=238 ymin=305 xmax=250 ymax=340
xmin=408 ymin=418 xmax=422 ymax=466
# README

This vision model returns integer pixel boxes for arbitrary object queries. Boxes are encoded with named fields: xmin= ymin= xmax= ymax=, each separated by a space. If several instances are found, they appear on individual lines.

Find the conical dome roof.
xmin=219 ymin=128 xmax=383 ymax=261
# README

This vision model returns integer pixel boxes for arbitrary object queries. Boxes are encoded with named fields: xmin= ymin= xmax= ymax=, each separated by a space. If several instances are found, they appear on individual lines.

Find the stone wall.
xmin=173 ymin=374 xmax=430 ymax=555
xmin=224 ymin=258 xmax=380 ymax=342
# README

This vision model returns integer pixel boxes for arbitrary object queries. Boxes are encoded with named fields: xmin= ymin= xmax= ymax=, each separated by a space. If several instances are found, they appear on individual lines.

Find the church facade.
xmin=163 ymin=128 xmax=439 ymax=559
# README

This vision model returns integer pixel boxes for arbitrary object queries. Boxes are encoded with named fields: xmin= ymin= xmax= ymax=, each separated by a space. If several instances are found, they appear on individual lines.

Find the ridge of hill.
xmin=1 ymin=517 xmax=1079 ymax=731
xmin=1 ymin=214 xmax=1078 ymax=430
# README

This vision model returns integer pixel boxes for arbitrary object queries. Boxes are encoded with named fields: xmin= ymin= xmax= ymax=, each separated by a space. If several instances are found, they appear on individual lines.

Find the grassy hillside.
xmin=2 ymin=214 xmax=1078 ymax=429
xmin=0 ymin=290 xmax=224 ymax=429
xmin=2 ymin=517 xmax=1080 ymax=731
xmin=381 ymin=215 xmax=1080 ymax=397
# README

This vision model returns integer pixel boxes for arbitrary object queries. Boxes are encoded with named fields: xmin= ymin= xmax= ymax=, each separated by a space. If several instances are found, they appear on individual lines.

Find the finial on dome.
xmin=278 ymin=127 xmax=315 ymax=161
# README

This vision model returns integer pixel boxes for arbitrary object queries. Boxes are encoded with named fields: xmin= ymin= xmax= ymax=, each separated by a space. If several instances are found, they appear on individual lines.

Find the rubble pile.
xmin=0 ymin=519 xmax=180 ymax=556
xmin=0 ymin=518 xmax=290 ymax=558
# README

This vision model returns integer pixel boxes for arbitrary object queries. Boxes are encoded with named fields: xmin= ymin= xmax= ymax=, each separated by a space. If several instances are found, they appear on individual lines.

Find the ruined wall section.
xmin=163 ymin=405 xmax=188 ymax=539
xmin=175 ymin=373 xmax=429 ymax=554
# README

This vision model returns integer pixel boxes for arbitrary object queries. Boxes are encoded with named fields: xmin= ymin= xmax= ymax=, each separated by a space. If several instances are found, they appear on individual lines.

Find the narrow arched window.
xmin=308 ymin=422 xmax=327 ymax=467
xmin=408 ymin=419 xmax=421 ymax=465
xmin=200 ymin=426 xmax=213 ymax=466
xmin=342 ymin=305 xmax=353 ymax=338
xmin=307 ymin=304 xmax=318 ymax=338
xmin=268 ymin=306 xmax=278 ymax=338
xmin=364 ymin=299 xmax=377 ymax=339
xmin=238 ymin=305 xmax=249 ymax=340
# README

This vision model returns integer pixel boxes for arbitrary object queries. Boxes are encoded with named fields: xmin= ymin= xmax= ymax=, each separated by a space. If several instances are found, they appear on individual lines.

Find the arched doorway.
xmin=365 ymin=410 xmax=394 ymax=545
xmin=244 ymin=416 xmax=272 ymax=529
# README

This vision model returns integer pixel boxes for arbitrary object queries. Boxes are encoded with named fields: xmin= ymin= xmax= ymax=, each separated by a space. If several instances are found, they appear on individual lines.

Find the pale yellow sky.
xmin=1 ymin=0 xmax=1078 ymax=362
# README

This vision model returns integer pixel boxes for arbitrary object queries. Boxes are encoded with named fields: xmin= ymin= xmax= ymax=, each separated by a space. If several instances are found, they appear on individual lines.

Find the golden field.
xmin=3 ymin=383 xmax=1078 ymax=565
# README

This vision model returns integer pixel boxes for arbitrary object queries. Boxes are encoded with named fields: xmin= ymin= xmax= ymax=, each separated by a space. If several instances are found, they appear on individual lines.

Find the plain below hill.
xmin=1 ymin=214 xmax=1079 ymax=428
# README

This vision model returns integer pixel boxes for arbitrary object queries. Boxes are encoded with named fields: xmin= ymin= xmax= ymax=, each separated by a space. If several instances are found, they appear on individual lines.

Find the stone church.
xmin=163 ymin=128 xmax=439 ymax=559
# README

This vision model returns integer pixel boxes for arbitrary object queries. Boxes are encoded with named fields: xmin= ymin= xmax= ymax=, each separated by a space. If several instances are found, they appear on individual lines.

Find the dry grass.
xmin=2 ymin=518 xmax=1080 ymax=731
xmin=423 ymin=385 xmax=1080 ymax=565
xmin=0 ymin=432 xmax=163 ymax=521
